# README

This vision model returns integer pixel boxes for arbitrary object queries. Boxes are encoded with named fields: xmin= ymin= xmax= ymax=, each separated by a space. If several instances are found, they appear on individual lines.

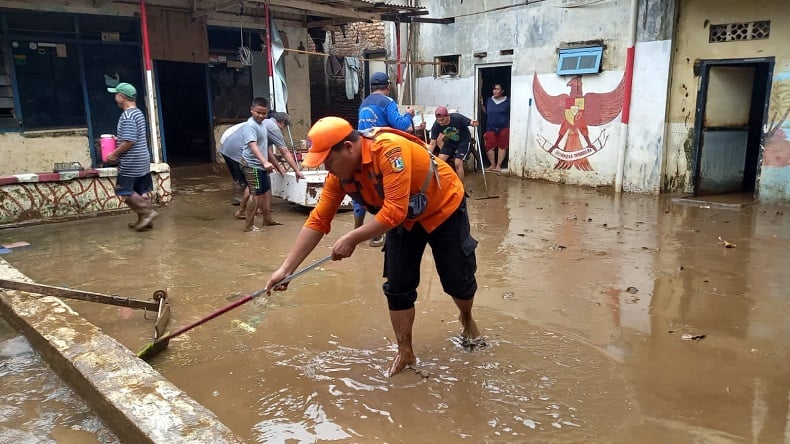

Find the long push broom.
xmin=137 ymin=255 xmax=332 ymax=361
xmin=473 ymin=129 xmax=500 ymax=200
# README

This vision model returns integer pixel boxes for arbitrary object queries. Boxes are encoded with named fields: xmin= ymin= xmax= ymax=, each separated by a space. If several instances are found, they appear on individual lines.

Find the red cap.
xmin=434 ymin=106 xmax=449 ymax=117
xmin=302 ymin=117 xmax=354 ymax=168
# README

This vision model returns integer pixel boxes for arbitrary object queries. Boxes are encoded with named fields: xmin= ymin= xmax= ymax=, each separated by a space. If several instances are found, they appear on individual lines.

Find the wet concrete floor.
xmin=1 ymin=164 xmax=789 ymax=443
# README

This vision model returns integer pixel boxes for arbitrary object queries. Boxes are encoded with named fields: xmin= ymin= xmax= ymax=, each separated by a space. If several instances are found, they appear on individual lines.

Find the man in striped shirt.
xmin=106 ymin=82 xmax=157 ymax=231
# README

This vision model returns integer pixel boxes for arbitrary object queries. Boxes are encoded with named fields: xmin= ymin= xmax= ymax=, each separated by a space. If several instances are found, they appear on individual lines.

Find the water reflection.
xmin=0 ymin=323 xmax=117 ymax=443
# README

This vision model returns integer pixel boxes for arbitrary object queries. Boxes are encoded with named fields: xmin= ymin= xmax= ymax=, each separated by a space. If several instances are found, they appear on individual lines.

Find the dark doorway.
xmin=476 ymin=65 xmax=512 ymax=169
xmin=156 ymin=61 xmax=213 ymax=165
xmin=692 ymin=58 xmax=773 ymax=196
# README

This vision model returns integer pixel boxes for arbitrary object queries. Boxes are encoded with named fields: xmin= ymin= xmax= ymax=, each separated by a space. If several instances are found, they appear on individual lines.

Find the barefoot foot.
xmin=387 ymin=350 xmax=417 ymax=377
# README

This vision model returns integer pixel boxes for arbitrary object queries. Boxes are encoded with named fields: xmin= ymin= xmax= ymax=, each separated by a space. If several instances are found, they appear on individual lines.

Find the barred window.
xmin=709 ymin=21 xmax=770 ymax=43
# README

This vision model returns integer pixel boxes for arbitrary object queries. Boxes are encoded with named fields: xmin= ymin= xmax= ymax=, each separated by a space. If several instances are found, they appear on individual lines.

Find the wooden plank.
xmin=0 ymin=279 xmax=160 ymax=311
xmin=0 ymin=98 xmax=14 ymax=108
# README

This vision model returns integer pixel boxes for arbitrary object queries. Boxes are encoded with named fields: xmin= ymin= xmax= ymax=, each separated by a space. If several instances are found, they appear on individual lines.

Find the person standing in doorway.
xmin=480 ymin=83 xmax=510 ymax=172
xmin=239 ymin=97 xmax=278 ymax=232
xmin=428 ymin=106 xmax=478 ymax=181
xmin=264 ymin=117 xmax=482 ymax=377
xmin=106 ymin=82 xmax=157 ymax=231
xmin=354 ymin=71 xmax=424 ymax=247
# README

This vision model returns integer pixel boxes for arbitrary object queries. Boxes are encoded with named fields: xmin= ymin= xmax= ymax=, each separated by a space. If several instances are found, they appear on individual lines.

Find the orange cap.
xmin=302 ymin=117 xmax=354 ymax=168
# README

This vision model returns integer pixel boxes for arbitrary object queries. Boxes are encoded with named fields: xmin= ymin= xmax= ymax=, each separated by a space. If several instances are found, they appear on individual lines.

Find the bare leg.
xmin=232 ymin=181 xmax=243 ymax=205
xmin=387 ymin=307 xmax=416 ymax=377
xmin=235 ymin=186 xmax=251 ymax=219
xmin=454 ymin=158 xmax=465 ymax=181
xmin=485 ymin=149 xmax=497 ymax=171
xmin=244 ymin=194 xmax=261 ymax=231
xmin=496 ymin=148 xmax=506 ymax=171
xmin=261 ymin=191 xmax=282 ymax=225
xmin=453 ymin=297 xmax=481 ymax=340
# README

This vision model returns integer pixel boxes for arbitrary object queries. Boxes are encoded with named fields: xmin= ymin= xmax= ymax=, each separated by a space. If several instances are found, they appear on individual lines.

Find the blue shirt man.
xmin=354 ymin=72 xmax=423 ymax=247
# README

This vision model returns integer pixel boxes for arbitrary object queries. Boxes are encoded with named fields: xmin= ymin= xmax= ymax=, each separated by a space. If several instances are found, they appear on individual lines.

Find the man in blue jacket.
xmin=355 ymin=72 xmax=424 ymax=247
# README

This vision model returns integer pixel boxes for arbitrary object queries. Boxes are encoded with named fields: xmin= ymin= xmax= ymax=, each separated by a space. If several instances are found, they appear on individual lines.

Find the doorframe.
xmin=154 ymin=60 xmax=213 ymax=165
xmin=474 ymin=62 xmax=513 ymax=121
xmin=475 ymin=63 xmax=513 ymax=169
xmin=690 ymin=57 xmax=774 ymax=196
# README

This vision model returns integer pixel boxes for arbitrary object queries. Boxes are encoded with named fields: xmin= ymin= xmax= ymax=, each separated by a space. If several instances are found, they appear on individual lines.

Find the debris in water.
xmin=1 ymin=241 xmax=31 ymax=249
xmin=450 ymin=335 xmax=488 ymax=350
xmin=626 ymin=287 xmax=639 ymax=294
xmin=405 ymin=365 xmax=431 ymax=379
xmin=502 ymin=292 xmax=515 ymax=301
xmin=718 ymin=236 xmax=736 ymax=248
xmin=681 ymin=333 xmax=705 ymax=341
xmin=231 ymin=319 xmax=257 ymax=333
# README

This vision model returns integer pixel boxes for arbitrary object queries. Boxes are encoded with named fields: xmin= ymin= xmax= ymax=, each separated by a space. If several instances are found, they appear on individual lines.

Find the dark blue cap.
xmin=370 ymin=72 xmax=390 ymax=86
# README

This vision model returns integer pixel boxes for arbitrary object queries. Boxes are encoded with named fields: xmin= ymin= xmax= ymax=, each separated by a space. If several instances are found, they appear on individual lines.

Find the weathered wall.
xmin=307 ymin=22 xmax=388 ymax=127
xmin=666 ymin=0 xmax=790 ymax=201
xmin=278 ymin=23 xmax=312 ymax=142
xmin=1 ymin=1 xmax=312 ymax=174
xmin=413 ymin=0 xmax=674 ymax=192
xmin=0 ymin=130 xmax=92 ymax=176
xmin=0 ymin=164 xmax=171 ymax=227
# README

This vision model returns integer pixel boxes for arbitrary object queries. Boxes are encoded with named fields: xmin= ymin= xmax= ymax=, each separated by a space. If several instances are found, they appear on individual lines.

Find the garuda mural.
xmin=533 ymin=73 xmax=625 ymax=171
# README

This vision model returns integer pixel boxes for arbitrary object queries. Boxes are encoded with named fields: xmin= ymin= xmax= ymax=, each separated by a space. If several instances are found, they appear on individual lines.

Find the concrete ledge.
xmin=0 ymin=163 xmax=172 ymax=227
xmin=0 ymin=258 xmax=243 ymax=443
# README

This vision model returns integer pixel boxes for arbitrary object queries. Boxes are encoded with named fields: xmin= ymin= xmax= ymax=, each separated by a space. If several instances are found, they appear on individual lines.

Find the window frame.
xmin=434 ymin=54 xmax=460 ymax=78
xmin=556 ymin=47 xmax=603 ymax=76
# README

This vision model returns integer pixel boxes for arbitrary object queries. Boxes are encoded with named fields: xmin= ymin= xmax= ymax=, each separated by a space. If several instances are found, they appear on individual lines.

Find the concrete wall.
xmin=0 ymin=130 xmax=93 ymax=176
xmin=412 ymin=0 xmax=675 ymax=192
xmin=0 ymin=165 xmax=171 ymax=227
xmin=277 ymin=23 xmax=312 ymax=142
xmin=666 ymin=0 xmax=790 ymax=201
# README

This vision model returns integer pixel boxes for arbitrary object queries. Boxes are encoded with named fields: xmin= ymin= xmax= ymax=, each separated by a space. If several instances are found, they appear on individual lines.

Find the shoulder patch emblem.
xmin=383 ymin=147 xmax=404 ymax=172
xmin=390 ymin=156 xmax=405 ymax=172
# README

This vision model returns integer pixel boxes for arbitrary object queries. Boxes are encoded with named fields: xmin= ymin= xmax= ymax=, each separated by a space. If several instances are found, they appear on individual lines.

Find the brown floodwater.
xmin=0 ymin=318 xmax=118 ymax=442
xmin=1 ymin=164 xmax=789 ymax=443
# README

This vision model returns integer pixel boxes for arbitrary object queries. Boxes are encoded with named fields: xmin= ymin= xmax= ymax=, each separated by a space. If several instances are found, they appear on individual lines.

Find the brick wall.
xmin=308 ymin=21 xmax=386 ymax=57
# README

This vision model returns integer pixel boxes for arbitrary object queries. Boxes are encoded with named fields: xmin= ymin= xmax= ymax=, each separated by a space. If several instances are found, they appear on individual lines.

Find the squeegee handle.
xmin=159 ymin=255 xmax=333 ymax=343
xmin=249 ymin=255 xmax=332 ymax=299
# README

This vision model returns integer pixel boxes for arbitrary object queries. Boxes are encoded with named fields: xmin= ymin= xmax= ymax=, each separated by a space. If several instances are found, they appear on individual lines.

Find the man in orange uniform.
xmin=264 ymin=116 xmax=482 ymax=377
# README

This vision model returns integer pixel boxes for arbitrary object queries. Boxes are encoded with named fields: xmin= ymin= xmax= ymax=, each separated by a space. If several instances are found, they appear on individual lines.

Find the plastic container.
xmin=100 ymin=134 xmax=116 ymax=162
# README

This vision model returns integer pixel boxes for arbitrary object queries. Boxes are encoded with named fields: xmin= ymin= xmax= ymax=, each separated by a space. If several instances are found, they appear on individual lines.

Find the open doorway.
xmin=156 ymin=61 xmax=213 ymax=165
xmin=476 ymin=65 xmax=512 ymax=170
xmin=692 ymin=58 xmax=773 ymax=196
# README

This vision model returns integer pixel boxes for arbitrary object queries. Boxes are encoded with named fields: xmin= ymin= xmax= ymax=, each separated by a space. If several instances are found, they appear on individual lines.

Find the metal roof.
xmin=190 ymin=0 xmax=425 ymax=26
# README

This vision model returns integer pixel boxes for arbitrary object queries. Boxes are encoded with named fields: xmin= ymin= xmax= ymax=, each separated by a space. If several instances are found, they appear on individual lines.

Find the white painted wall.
xmin=411 ymin=0 xmax=672 ymax=192
xmin=623 ymin=40 xmax=672 ymax=194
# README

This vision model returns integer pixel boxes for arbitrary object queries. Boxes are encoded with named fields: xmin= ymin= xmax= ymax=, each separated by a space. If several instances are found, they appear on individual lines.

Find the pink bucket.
xmin=100 ymin=134 xmax=116 ymax=162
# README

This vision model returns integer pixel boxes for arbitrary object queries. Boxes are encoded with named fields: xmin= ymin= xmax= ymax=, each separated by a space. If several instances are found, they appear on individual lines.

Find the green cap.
xmin=107 ymin=82 xmax=137 ymax=99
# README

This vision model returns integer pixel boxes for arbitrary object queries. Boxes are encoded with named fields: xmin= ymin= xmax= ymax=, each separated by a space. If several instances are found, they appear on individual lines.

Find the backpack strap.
xmin=363 ymin=127 xmax=441 ymax=192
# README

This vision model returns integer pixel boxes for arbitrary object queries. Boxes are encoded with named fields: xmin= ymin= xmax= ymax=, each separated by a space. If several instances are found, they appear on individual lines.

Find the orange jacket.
xmin=305 ymin=129 xmax=465 ymax=234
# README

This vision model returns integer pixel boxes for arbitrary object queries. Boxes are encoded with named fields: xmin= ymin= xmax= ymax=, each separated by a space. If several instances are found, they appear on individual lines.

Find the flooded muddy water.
xmin=1 ymin=164 xmax=789 ymax=442
xmin=0 ymin=317 xmax=118 ymax=443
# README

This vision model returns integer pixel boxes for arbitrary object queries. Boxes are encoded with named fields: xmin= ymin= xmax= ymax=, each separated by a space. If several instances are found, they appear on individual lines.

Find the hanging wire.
xmin=238 ymin=2 xmax=253 ymax=66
